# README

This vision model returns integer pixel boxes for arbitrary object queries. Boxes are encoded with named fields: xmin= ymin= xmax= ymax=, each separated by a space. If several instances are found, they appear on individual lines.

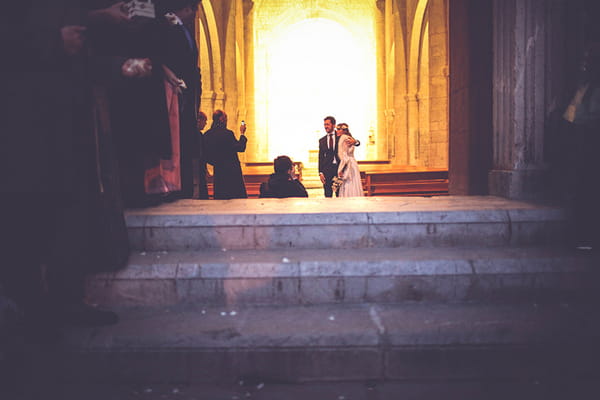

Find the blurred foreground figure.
xmin=561 ymin=42 xmax=600 ymax=250
xmin=158 ymin=0 xmax=203 ymax=199
xmin=0 ymin=1 xmax=132 ymax=345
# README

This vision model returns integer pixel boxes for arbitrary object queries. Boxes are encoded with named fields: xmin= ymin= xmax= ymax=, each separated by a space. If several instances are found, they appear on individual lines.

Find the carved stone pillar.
xmin=448 ymin=0 xmax=492 ymax=195
xmin=243 ymin=0 xmax=257 ymax=161
xmin=489 ymin=0 xmax=560 ymax=199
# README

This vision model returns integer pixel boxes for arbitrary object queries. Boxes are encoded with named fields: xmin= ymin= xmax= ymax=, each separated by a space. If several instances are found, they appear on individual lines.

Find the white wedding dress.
xmin=337 ymin=134 xmax=364 ymax=197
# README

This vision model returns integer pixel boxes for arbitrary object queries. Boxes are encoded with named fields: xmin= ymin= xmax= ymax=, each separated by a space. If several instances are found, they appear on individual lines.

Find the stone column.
xmin=375 ymin=0 xmax=388 ymax=161
xmin=448 ymin=0 xmax=492 ymax=196
xmin=243 ymin=0 xmax=257 ymax=162
xmin=489 ymin=0 xmax=564 ymax=199
xmin=384 ymin=0 xmax=394 ymax=162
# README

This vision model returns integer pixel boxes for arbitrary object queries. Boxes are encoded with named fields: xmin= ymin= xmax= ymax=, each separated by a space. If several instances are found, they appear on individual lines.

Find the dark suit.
xmin=259 ymin=173 xmax=309 ymax=198
xmin=318 ymin=134 xmax=340 ymax=197
xmin=160 ymin=20 xmax=202 ymax=198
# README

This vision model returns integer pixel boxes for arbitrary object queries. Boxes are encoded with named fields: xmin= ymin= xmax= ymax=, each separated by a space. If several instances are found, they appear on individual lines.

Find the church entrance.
xmin=198 ymin=0 xmax=492 ymax=196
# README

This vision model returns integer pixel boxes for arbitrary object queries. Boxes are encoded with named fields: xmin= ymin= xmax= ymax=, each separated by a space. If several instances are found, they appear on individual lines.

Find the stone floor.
xmin=4 ymin=195 xmax=596 ymax=400
xmin=126 ymin=195 xmax=562 ymax=217
xmin=7 ymin=379 xmax=600 ymax=399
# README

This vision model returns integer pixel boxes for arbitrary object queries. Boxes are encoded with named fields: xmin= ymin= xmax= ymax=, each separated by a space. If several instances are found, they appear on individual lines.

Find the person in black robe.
xmin=260 ymin=156 xmax=308 ymax=198
xmin=203 ymin=110 xmax=248 ymax=199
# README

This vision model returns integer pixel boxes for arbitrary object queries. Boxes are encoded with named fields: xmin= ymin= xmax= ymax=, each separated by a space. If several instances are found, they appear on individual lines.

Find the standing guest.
xmin=196 ymin=111 xmax=210 ymax=199
xmin=158 ymin=0 xmax=202 ymax=199
xmin=259 ymin=156 xmax=308 ymax=198
xmin=95 ymin=1 xmax=173 ymax=208
xmin=203 ymin=110 xmax=248 ymax=199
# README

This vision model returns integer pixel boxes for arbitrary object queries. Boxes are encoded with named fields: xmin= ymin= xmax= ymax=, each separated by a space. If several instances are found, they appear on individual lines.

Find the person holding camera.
xmin=203 ymin=110 xmax=248 ymax=199
xmin=259 ymin=156 xmax=308 ymax=198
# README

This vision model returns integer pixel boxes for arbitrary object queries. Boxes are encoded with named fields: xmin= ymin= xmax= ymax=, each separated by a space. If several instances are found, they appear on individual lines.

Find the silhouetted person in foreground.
xmin=0 ymin=1 xmax=132 ymax=348
xmin=562 ymin=41 xmax=600 ymax=250
xmin=158 ymin=0 xmax=202 ymax=199
xmin=259 ymin=155 xmax=308 ymax=198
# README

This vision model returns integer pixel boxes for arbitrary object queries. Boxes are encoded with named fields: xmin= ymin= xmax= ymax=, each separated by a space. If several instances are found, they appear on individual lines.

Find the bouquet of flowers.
xmin=331 ymin=176 xmax=344 ymax=192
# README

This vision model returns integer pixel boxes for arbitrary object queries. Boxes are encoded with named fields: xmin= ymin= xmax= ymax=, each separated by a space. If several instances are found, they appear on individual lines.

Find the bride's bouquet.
xmin=331 ymin=176 xmax=344 ymax=192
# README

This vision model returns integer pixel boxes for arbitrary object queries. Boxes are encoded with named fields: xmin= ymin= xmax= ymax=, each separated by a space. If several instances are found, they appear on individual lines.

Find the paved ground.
xmin=5 ymin=379 xmax=600 ymax=400
xmin=125 ymin=195 xmax=563 ymax=217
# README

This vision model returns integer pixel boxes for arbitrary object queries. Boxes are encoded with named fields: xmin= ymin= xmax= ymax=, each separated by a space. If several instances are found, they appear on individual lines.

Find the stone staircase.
xmin=41 ymin=197 xmax=600 ymax=386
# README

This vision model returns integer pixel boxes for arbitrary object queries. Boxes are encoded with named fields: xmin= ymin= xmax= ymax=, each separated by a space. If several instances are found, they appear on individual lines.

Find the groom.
xmin=318 ymin=116 xmax=360 ymax=197
xmin=318 ymin=116 xmax=339 ymax=198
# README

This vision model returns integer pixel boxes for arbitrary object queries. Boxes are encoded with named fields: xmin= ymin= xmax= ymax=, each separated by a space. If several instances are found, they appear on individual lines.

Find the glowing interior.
xmin=255 ymin=17 xmax=377 ymax=164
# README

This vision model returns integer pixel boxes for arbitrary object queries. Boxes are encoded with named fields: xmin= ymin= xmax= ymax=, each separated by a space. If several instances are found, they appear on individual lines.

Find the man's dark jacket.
xmin=259 ymin=173 xmax=308 ymax=198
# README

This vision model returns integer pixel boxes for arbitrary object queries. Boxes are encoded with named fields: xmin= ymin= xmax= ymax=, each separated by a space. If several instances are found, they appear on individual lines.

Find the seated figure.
xmin=259 ymin=155 xmax=309 ymax=198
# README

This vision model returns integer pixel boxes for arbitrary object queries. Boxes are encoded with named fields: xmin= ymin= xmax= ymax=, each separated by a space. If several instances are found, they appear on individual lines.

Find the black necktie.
xmin=328 ymin=134 xmax=333 ymax=150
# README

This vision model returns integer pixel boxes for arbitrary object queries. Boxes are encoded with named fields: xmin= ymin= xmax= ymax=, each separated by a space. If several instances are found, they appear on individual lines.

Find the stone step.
xmin=31 ymin=302 xmax=600 ymax=384
xmin=126 ymin=196 xmax=567 ymax=251
xmin=86 ymin=246 xmax=598 ymax=307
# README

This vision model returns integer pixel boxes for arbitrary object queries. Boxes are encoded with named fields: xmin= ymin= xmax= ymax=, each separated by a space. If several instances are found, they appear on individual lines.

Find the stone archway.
xmin=197 ymin=0 xmax=225 ymax=111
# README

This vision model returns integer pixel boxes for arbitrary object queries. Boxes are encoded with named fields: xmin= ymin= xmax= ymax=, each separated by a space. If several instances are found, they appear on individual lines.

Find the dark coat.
xmin=159 ymin=21 xmax=201 ymax=114
xmin=157 ymin=19 xmax=202 ymax=197
xmin=259 ymin=173 xmax=309 ymax=198
xmin=96 ymin=19 xmax=172 ymax=162
xmin=0 ymin=0 xmax=129 ymax=279
xmin=1 ymin=1 xmax=86 ymax=194
xmin=318 ymin=134 xmax=340 ymax=178
xmin=87 ymin=14 xmax=172 ymax=205
xmin=318 ymin=134 xmax=340 ymax=197
xmin=203 ymin=126 xmax=248 ymax=199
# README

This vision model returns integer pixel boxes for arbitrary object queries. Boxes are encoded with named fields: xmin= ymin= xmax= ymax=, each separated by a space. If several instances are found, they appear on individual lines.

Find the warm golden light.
xmin=255 ymin=14 xmax=377 ymax=165
xmin=194 ymin=0 xmax=449 ymax=168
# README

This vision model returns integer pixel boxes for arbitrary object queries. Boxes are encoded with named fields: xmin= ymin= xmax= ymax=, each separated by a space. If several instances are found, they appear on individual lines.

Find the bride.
xmin=336 ymin=123 xmax=364 ymax=197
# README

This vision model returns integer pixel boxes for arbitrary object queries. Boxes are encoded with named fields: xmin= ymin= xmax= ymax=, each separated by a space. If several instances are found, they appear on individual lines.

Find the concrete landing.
xmin=28 ymin=380 xmax=599 ymax=400
xmin=126 ymin=196 xmax=567 ymax=251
